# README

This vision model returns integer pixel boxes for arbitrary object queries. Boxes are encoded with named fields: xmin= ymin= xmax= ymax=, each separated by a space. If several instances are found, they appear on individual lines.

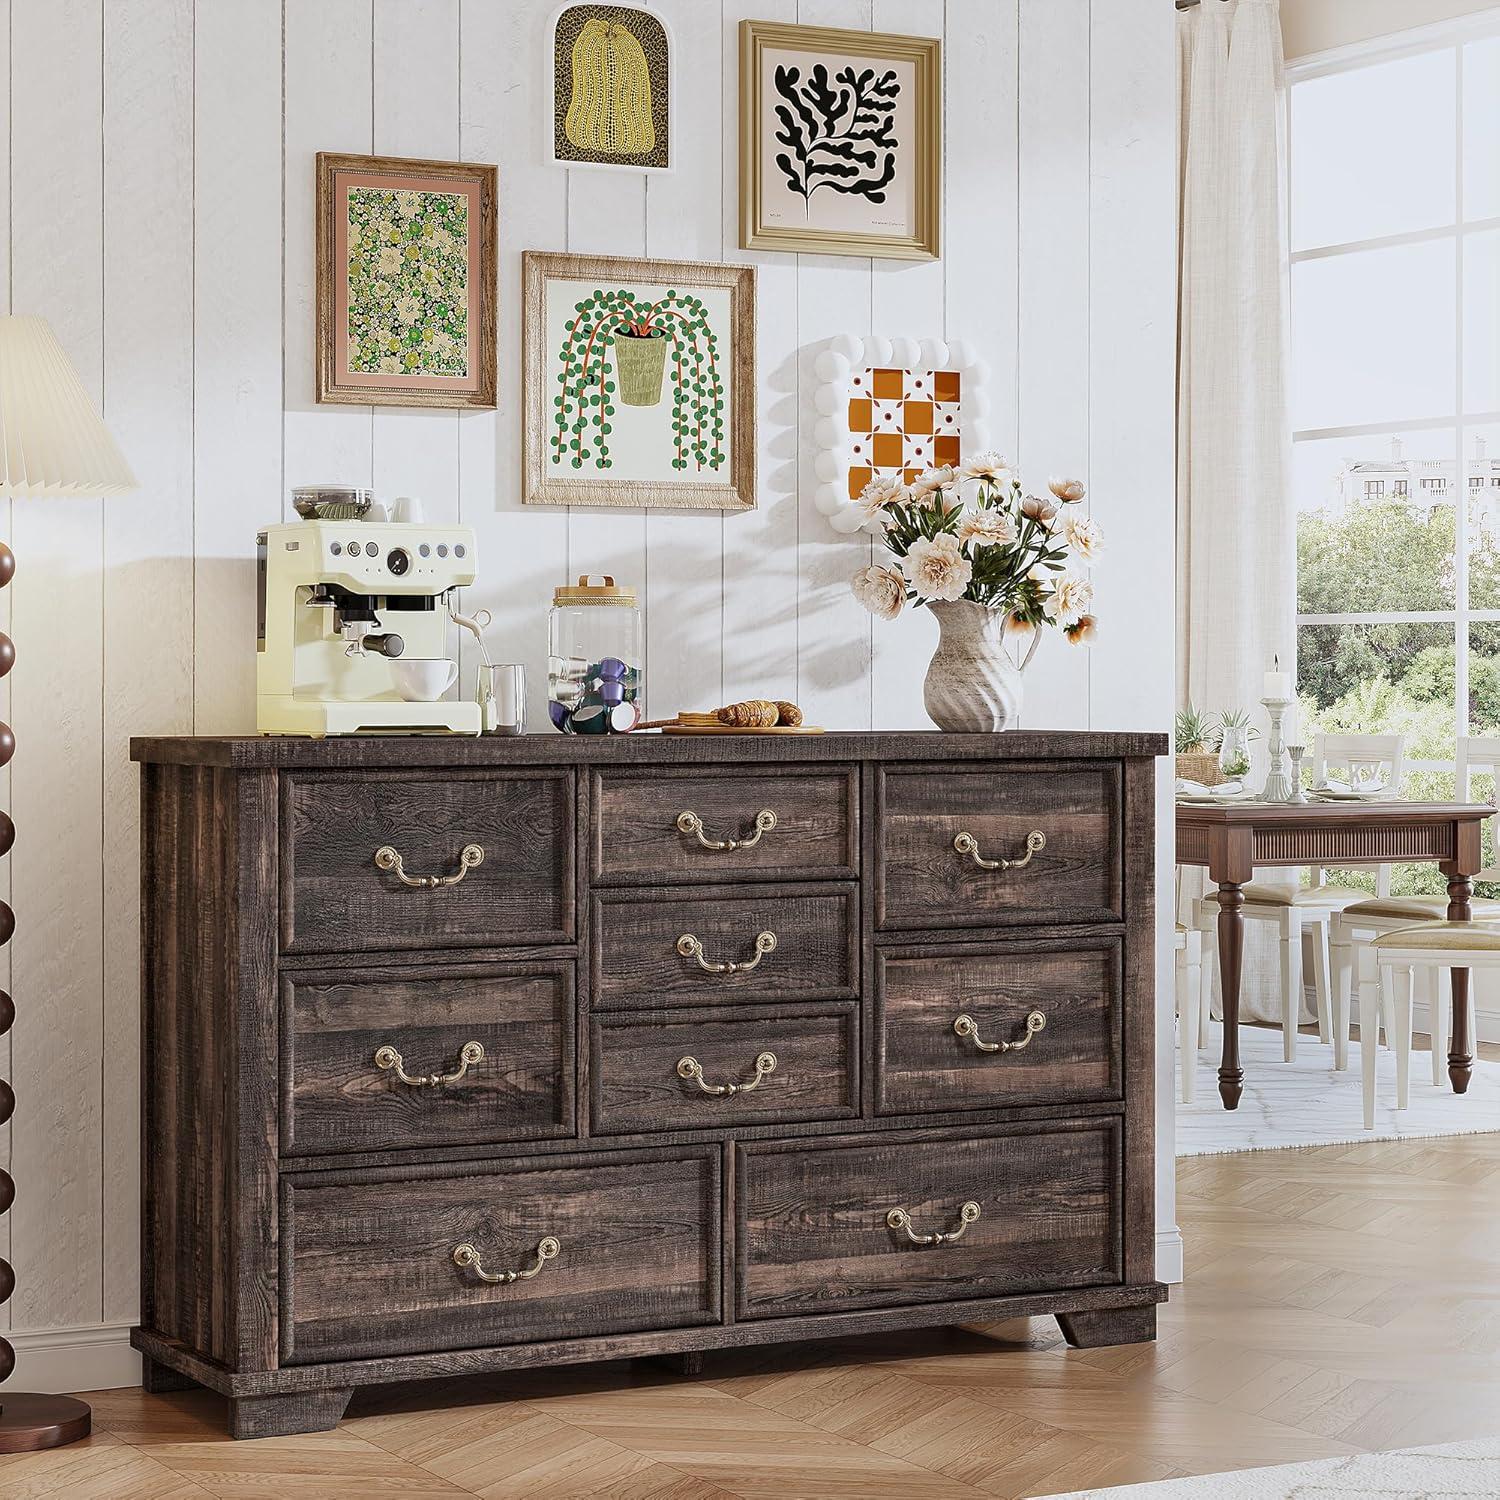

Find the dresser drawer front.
xmin=281 ymin=964 xmax=574 ymax=1156
xmin=875 ymin=942 xmax=1121 ymax=1115
xmin=591 ymin=885 xmax=858 ymax=1010
xmin=590 ymin=1004 xmax=858 ymax=1135
xmin=282 ymin=1149 xmax=720 ymax=1363
xmin=281 ymin=769 xmax=574 ymax=954
xmin=736 ymin=1123 xmax=1120 ymax=1320
xmin=591 ymin=767 xmax=858 ymax=885
xmin=876 ymin=763 xmax=1122 ymax=930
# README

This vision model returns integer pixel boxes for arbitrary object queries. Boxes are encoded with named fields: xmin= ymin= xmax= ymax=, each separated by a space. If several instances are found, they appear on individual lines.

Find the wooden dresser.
xmin=130 ymin=729 xmax=1165 ymax=1438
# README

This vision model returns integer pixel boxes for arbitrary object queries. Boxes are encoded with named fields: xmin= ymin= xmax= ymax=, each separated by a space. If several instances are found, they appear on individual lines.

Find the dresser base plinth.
xmin=1056 ymin=1303 xmax=1157 ymax=1349
xmin=229 ymin=1388 xmax=354 ymax=1441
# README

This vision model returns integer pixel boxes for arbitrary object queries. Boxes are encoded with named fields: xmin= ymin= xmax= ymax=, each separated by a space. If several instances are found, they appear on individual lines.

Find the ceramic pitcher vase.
xmin=922 ymin=600 xmax=1038 ymax=733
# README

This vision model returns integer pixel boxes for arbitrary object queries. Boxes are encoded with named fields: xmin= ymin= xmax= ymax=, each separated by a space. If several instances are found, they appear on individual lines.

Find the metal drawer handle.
xmin=676 ymin=930 xmax=777 ymax=974
xmin=676 ymin=808 xmax=777 ymax=851
xmin=375 ymin=1039 xmax=484 ymax=1087
xmin=886 ymin=1201 xmax=981 ymax=1247
xmin=453 ymin=1235 xmax=561 ymax=1285
xmin=374 ymin=842 xmax=484 ymax=888
xmin=953 ymin=829 xmax=1045 ymax=871
xmin=953 ymin=1010 xmax=1046 ymax=1054
xmin=677 ymin=1051 xmax=777 ymax=1095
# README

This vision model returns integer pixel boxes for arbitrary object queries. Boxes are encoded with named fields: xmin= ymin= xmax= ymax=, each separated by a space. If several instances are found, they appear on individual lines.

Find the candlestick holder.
xmin=1285 ymin=743 xmax=1310 ymax=804
xmin=1260 ymin=696 xmax=1294 ymax=802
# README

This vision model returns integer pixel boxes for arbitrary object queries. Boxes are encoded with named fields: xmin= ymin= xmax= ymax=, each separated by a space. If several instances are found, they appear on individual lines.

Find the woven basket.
xmin=1175 ymin=751 xmax=1226 ymax=787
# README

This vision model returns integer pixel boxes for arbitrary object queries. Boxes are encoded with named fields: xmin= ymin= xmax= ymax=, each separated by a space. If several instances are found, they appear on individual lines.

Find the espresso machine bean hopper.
xmin=256 ymin=487 xmax=482 ymax=735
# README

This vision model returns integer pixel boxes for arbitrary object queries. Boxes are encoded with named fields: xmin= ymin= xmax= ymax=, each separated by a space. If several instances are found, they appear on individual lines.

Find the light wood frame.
xmin=316 ymin=152 xmax=498 ymax=409
xmin=522 ymin=251 xmax=756 ymax=511
xmin=738 ymin=20 xmax=941 ymax=262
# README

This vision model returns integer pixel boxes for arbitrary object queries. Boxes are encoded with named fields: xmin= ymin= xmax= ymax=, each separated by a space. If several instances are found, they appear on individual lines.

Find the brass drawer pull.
xmin=374 ymin=842 xmax=485 ymax=888
xmin=452 ymin=1235 xmax=561 ymax=1285
xmin=953 ymin=1010 xmax=1047 ymax=1054
xmin=887 ymin=1201 xmax=981 ymax=1247
xmin=677 ymin=1050 xmax=777 ymax=1095
xmin=676 ymin=808 xmax=777 ymax=851
xmin=953 ymin=829 xmax=1045 ymax=871
xmin=676 ymin=930 xmax=777 ymax=974
xmin=375 ymin=1039 xmax=484 ymax=1087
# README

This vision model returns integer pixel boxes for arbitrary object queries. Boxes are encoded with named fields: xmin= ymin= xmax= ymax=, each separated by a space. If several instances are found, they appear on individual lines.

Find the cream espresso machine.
xmin=257 ymin=487 xmax=482 ymax=736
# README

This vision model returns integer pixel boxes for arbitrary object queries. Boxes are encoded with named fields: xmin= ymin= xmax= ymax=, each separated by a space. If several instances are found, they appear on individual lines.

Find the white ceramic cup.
xmin=391 ymin=658 xmax=458 ymax=703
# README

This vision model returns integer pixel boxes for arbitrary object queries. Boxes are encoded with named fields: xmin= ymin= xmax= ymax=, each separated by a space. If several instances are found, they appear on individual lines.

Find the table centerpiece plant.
xmin=848 ymin=454 xmax=1100 ymax=731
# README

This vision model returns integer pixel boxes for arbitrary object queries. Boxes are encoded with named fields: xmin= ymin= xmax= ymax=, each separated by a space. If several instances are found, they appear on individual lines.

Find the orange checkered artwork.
xmin=845 ymin=366 xmax=963 ymax=499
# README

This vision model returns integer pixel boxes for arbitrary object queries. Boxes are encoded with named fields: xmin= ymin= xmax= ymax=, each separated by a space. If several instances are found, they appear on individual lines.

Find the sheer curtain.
xmin=1178 ymin=0 xmax=1300 ymax=1022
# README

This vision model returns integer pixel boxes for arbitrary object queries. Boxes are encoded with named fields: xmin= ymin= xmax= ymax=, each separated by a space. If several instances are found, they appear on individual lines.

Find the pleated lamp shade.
xmin=0 ymin=316 xmax=135 ymax=499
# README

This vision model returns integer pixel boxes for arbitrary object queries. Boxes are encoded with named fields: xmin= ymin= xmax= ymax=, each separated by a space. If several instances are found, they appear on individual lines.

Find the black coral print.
xmin=772 ymin=62 xmax=899 ymax=207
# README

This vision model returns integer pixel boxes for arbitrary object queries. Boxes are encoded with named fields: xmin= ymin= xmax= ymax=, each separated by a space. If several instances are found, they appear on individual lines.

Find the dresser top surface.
xmin=131 ymin=728 xmax=1167 ymax=769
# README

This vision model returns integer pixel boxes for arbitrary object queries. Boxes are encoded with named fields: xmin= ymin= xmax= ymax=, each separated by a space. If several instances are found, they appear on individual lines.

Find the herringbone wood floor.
xmin=17 ymin=1095 xmax=1500 ymax=1497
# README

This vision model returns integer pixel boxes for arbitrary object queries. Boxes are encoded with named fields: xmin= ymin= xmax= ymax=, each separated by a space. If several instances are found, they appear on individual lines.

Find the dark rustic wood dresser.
xmin=130 ymin=729 xmax=1165 ymax=1439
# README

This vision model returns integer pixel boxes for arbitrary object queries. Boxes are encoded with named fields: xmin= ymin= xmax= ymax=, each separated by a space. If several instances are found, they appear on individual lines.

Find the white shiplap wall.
xmin=0 ymin=0 xmax=1177 ymax=1387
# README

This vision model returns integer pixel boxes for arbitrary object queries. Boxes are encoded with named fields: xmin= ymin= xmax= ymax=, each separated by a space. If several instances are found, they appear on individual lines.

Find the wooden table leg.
xmin=1216 ymin=882 xmax=1246 ymax=1110
xmin=1447 ymin=872 xmax=1474 ymax=1094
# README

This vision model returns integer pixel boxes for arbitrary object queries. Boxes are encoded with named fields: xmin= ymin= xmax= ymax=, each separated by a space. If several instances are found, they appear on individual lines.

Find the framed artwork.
xmin=522 ymin=252 xmax=756 ymax=510
xmin=739 ymin=20 xmax=940 ymax=261
xmin=315 ymin=152 xmax=497 ymax=409
xmin=811 ymin=335 xmax=992 ymax=533
xmin=552 ymin=4 xmax=672 ymax=172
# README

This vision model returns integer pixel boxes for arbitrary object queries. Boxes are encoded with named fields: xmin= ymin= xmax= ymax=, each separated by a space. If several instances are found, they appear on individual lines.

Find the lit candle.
xmin=1263 ymin=655 xmax=1291 ymax=700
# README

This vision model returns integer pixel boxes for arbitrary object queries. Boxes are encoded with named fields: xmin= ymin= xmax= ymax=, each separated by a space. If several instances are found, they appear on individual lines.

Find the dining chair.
xmin=1193 ymin=731 xmax=1408 ymax=1063
xmin=1175 ymin=923 xmax=1202 ymax=1104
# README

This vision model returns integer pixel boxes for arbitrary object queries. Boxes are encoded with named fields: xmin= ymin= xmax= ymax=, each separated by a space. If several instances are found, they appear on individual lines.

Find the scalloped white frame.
xmin=811 ymin=336 xmax=993 ymax=534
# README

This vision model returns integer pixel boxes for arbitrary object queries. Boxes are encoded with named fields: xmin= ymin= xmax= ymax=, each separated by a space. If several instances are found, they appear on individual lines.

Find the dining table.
xmin=1175 ymin=798 xmax=1496 ymax=1110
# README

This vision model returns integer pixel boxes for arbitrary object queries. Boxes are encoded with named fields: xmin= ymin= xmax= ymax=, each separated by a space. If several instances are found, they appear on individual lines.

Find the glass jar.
xmin=548 ymin=575 xmax=643 ymax=733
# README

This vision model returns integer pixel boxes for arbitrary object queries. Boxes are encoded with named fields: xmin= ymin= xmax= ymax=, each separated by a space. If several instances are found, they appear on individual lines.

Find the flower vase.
xmin=922 ymin=600 xmax=1029 ymax=732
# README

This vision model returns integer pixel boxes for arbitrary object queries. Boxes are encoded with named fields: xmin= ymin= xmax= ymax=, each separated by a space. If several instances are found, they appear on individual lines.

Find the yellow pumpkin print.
xmin=565 ymin=18 xmax=655 ymax=155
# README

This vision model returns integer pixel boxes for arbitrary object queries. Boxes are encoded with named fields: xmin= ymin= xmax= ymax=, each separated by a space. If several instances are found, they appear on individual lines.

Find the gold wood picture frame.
xmin=739 ymin=20 xmax=940 ymax=262
xmin=316 ymin=152 xmax=498 ymax=409
xmin=522 ymin=251 xmax=756 ymax=510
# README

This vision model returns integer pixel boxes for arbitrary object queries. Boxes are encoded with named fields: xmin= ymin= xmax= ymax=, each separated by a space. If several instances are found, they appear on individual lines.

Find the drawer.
xmin=590 ymin=1003 xmax=858 ymax=1135
xmin=591 ymin=884 xmax=858 ymax=1010
xmin=875 ymin=762 xmax=1121 ymax=931
xmin=280 ymin=963 xmax=574 ymax=1156
xmin=591 ymin=766 xmax=858 ymax=885
xmin=281 ymin=769 xmax=574 ymax=954
xmin=281 ymin=1147 xmax=720 ymax=1363
xmin=736 ymin=1122 xmax=1120 ymax=1320
xmin=875 ymin=941 xmax=1121 ymax=1116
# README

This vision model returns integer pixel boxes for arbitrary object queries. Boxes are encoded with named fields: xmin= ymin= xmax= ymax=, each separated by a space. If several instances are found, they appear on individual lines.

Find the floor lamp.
xmin=0 ymin=316 xmax=136 ymax=1450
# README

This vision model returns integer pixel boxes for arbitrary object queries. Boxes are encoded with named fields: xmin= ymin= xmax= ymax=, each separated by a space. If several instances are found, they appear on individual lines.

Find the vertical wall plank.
xmin=0 ymin=0 xmax=14 ymax=1317
xmin=1017 ymin=0 xmax=1091 ymax=730
xmin=284 ymin=0 xmax=373 ymax=497
xmin=644 ymin=0 xmax=726 ymax=718
xmin=460 ymin=0 xmax=568 ymax=730
xmin=195 ymin=0 xmax=282 ymax=736
xmin=372 ymin=0 xmax=461 ymax=525
xmin=101 ymin=0 xmax=195 ymax=1327
xmin=9 ymin=0 xmax=105 ymax=1331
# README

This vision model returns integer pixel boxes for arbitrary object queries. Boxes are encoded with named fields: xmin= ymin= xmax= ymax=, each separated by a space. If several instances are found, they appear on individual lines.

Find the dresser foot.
xmin=1056 ymin=1304 xmax=1156 ymax=1349
xmin=659 ymin=1351 xmax=705 ymax=1377
xmin=228 ymin=1388 xmax=353 ymax=1440
xmin=141 ymin=1355 xmax=199 ymax=1394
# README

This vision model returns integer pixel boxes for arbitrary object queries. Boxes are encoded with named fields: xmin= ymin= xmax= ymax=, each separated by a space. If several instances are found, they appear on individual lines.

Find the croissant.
xmin=774 ymin=701 xmax=803 ymax=727
xmin=716 ymin=699 xmax=779 ymax=728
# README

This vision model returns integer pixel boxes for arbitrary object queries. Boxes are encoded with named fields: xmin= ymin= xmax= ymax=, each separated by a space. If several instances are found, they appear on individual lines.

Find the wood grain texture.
xmin=875 ymin=762 xmax=1123 ymax=930
xmin=591 ymin=883 xmax=858 ymax=1009
xmin=280 ymin=962 xmax=574 ymax=1156
xmin=874 ymin=939 xmax=1121 ymax=1115
xmin=590 ymin=1002 xmax=858 ymax=1135
xmin=591 ymin=765 xmax=859 ymax=885
xmin=280 ymin=768 xmax=574 ymax=952
xmin=281 ymin=1147 xmax=721 ymax=1364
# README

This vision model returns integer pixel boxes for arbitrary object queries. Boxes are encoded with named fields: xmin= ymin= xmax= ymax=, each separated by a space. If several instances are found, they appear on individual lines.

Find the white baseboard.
xmin=1155 ymin=1226 xmax=1184 ymax=1285
xmin=1411 ymin=1003 xmax=1500 ymax=1046
xmin=8 ymin=1321 xmax=140 ymax=1394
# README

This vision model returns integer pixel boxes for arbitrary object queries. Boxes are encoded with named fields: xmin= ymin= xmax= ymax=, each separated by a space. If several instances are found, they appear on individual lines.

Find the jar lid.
xmin=553 ymin=574 xmax=638 ymax=607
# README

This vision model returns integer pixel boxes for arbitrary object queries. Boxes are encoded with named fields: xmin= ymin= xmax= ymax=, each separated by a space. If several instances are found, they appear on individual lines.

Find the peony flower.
xmin=854 ymin=474 xmax=909 ymax=524
xmin=957 ymin=508 xmax=1016 ymax=548
xmin=1020 ymin=493 xmax=1058 ymax=523
xmin=1004 ymin=611 xmax=1035 ymax=636
xmin=1049 ymin=476 xmax=1087 ymax=503
xmin=958 ymin=450 xmax=1012 ymax=483
xmin=850 ymin=564 xmax=906 ymax=621
xmin=908 ymin=465 xmax=956 ymax=504
xmin=1064 ymin=613 xmax=1098 ymax=645
xmin=902 ymin=533 xmax=973 ymax=602
xmin=1043 ymin=571 xmax=1094 ymax=628
xmin=1062 ymin=512 xmax=1104 ymax=561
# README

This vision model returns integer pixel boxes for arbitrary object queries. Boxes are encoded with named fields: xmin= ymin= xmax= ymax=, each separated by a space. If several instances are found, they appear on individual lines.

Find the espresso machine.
xmin=257 ymin=487 xmax=482 ymax=736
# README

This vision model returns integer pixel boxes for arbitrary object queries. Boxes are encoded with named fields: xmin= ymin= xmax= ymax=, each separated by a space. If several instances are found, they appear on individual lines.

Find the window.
xmin=1291 ymin=18 xmax=1500 ymax=894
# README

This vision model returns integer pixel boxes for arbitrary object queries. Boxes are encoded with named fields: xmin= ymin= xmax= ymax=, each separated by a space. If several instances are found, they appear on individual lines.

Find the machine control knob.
xmin=387 ymin=547 xmax=411 ymax=576
xmin=364 ymin=633 xmax=405 ymax=658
